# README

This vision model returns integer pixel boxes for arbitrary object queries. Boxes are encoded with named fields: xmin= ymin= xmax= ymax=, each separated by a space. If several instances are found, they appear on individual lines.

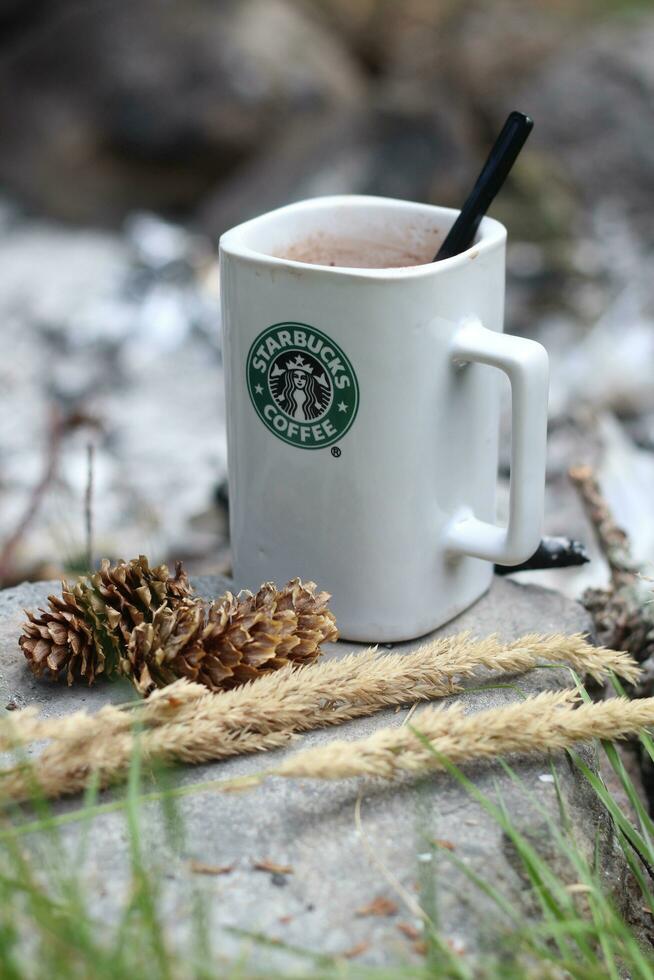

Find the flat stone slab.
xmin=0 ymin=576 xmax=620 ymax=970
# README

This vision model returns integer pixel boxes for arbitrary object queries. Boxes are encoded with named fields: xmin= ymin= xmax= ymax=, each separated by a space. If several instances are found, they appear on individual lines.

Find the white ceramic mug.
xmin=219 ymin=195 xmax=549 ymax=641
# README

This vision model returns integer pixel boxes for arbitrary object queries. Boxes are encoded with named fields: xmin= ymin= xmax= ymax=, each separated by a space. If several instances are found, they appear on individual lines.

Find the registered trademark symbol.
xmin=331 ymin=446 xmax=341 ymax=458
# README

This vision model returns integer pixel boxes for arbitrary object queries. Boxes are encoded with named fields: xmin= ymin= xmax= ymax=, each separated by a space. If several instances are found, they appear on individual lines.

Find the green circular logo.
xmin=246 ymin=322 xmax=359 ymax=449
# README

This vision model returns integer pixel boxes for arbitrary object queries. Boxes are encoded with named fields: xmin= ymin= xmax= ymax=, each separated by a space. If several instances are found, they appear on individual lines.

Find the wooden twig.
xmin=569 ymin=464 xmax=639 ymax=584
xmin=85 ymin=442 xmax=95 ymax=572
xmin=0 ymin=408 xmax=64 ymax=584
xmin=569 ymin=464 xmax=654 ymax=678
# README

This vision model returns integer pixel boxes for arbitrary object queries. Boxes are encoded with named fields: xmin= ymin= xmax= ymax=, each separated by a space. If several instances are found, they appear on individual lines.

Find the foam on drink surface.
xmin=274 ymin=227 xmax=443 ymax=269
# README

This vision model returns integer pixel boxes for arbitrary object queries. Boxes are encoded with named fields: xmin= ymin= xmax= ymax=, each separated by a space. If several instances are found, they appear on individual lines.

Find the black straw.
xmin=434 ymin=111 xmax=533 ymax=262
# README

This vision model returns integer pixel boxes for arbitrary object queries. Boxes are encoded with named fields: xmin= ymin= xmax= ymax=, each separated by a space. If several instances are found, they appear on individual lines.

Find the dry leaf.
xmin=355 ymin=896 xmax=398 ymax=917
xmin=397 ymin=922 xmax=421 ymax=940
xmin=342 ymin=941 xmax=370 ymax=959
xmin=278 ymin=915 xmax=293 ymax=925
xmin=433 ymin=838 xmax=456 ymax=851
xmin=413 ymin=940 xmax=428 ymax=956
xmin=253 ymin=859 xmax=294 ymax=875
xmin=188 ymin=860 xmax=235 ymax=876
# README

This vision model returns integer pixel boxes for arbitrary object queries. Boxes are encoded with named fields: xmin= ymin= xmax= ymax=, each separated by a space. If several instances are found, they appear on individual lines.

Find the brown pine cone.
xmin=127 ymin=578 xmax=339 ymax=696
xmin=86 ymin=555 xmax=191 ymax=644
xmin=20 ymin=556 xmax=192 ymax=686
xmin=19 ymin=582 xmax=102 ymax=685
xmin=582 ymin=582 xmax=654 ymax=685
xmin=127 ymin=598 xmax=205 ymax=695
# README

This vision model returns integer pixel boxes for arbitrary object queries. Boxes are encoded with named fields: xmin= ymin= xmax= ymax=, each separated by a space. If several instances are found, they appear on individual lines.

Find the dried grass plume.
xmin=275 ymin=691 xmax=654 ymax=781
xmin=0 ymin=632 xmax=640 ymax=803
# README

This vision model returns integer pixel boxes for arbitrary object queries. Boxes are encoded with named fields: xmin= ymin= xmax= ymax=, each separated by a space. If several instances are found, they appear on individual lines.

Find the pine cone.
xmin=127 ymin=579 xmax=339 ymax=696
xmin=582 ymin=581 xmax=654 ymax=694
xmin=84 ymin=556 xmax=191 ymax=675
xmin=19 ymin=582 xmax=101 ymax=685
xmin=127 ymin=598 xmax=204 ymax=695
xmin=20 ymin=556 xmax=192 ymax=685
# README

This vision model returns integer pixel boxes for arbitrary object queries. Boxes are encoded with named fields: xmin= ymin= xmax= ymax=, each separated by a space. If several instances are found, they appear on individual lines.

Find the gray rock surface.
xmin=0 ymin=576 xmax=626 ymax=969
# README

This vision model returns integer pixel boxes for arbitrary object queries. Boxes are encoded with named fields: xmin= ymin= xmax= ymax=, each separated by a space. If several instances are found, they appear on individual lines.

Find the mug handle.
xmin=444 ymin=318 xmax=549 ymax=566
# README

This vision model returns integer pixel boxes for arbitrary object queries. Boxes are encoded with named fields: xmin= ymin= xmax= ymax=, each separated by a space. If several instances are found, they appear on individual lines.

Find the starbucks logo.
xmin=246 ymin=322 xmax=359 ymax=449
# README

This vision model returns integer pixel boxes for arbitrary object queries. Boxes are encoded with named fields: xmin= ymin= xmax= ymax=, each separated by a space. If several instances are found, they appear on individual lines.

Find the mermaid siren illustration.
xmin=269 ymin=353 xmax=331 ymax=421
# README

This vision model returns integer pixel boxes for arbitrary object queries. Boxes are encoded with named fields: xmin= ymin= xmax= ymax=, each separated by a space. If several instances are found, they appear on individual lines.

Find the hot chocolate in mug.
xmin=219 ymin=195 xmax=549 ymax=642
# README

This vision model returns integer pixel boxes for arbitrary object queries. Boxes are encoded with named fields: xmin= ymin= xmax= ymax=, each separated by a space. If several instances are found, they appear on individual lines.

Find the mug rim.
xmin=219 ymin=194 xmax=506 ymax=280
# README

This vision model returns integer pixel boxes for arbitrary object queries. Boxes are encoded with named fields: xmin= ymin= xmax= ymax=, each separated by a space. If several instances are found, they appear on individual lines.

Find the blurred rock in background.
xmin=0 ymin=0 xmax=653 ymax=591
xmin=0 ymin=0 xmax=364 ymax=223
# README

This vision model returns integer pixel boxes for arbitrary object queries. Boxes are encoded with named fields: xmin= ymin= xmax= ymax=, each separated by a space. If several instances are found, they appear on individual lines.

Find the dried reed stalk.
xmin=0 ymin=633 xmax=639 ymax=802
xmin=2 ymin=631 xmax=638 ymax=751
xmin=275 ymin=690 xmax=654 ymax=780
xmin=0 ymin=728 xmax=294 ymax=802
